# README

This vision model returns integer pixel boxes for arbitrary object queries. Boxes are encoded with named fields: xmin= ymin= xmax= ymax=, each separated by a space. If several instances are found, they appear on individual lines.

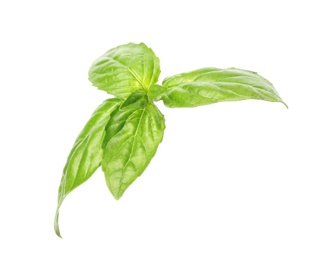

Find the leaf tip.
xmin=112 ymin=191 xmax=123 ymax=200
xmin=54 ymin=208 xmax=63 ymax=238
xmin=281 ymin=101 xmax=288 ymax=109
xmin=108 ymin=185 xmax=124 ymax=200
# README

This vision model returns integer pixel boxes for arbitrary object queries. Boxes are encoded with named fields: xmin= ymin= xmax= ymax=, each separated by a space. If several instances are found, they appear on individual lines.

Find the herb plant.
xmin=54 ymin=42 xmax=286 ymax=237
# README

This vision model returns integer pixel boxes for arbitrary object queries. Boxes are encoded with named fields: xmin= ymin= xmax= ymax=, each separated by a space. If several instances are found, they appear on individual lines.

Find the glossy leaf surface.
xmin=161 ymin=68 xmax=286 ymax=108
xmin=88 ymin=43 xmax=160 ymax=97
xmin=54 ymin=98 xmax=121 ymax=237
xmin=102 ymin=96 xmax=165 ymax=199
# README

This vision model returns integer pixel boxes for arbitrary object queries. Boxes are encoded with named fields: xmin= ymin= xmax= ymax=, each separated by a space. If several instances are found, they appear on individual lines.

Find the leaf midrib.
xmin=117 ymin=107 xmax=147 ymax=197
xmin=105 ymin=56 xmax=146 ymax=89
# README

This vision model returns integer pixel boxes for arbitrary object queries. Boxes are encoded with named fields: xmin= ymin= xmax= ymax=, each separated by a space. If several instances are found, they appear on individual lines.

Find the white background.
xmin=1 ymin=0 xmax=313 ymax=259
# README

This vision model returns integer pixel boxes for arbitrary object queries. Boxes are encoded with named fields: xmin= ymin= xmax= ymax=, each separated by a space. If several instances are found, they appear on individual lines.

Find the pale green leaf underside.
xmin=102 ymin=101 xmax=165 ymax=200
xmin=161 ymin=67 xmax=286 ymax=108
xmin=88 ymin=43 xmax=160 ymax=97
xmin=54 ymin=98 xmax=121 ymax=237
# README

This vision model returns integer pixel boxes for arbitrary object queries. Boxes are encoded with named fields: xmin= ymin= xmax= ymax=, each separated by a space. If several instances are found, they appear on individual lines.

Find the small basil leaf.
xmin=54 ymin=98 xmax=121 ymax=237
xmin=102 ymin=103 xmax=165 ymax=200
xmin=120 ymin=90 xmax=148 ymax=110
xmin=148 ymin=84 xmax=167 ymax=101
xmin=88 ymin=43 xmax=160 ymax=97
xmin=161 ymin=67 xmax=286 ymax=108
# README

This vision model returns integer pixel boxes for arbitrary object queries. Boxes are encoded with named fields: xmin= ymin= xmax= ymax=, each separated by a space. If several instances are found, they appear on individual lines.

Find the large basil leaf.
xmin=54 ymin=98 xmax=121 ymax=237
xmin=161 ymin=68 xmax=286 ymax=108
xmin=102 ymin=97 xmax=165 ymax=200
xmin=88 ymin=43 xmax=160 ymax=97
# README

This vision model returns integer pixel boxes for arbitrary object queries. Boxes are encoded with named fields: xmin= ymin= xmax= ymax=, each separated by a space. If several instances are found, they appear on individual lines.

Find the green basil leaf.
xmin=54 ymin=98 xmax=121 ymax=237
xmin=148 ymin=84 xmax=167 ymax=101
xmin=161 ymin=67 xmax=286 ymax=108
xmin=102 ymin=102 xmax=165 ymax=200
xmin=88 ymin=43 xmax=160 ymax=97
xmin=120 ymin=90 xmax=149 ymax=109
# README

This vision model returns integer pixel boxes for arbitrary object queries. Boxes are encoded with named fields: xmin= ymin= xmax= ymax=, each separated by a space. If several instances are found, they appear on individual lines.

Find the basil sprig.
xmin=55 ymin=42 xmax=285 ymax=237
